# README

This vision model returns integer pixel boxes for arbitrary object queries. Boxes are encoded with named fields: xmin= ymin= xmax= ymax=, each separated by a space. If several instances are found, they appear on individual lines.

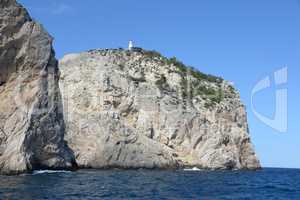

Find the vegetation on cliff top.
xmin=142 ymin=50 xmax=223 ymax=84
xmin=143 ymin=50 xmax=225 ymax=106
xmin=88 ymin=48 xmax=227 ymax=107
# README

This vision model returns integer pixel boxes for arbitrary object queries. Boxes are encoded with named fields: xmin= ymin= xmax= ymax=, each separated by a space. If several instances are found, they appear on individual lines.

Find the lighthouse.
xmin=127 ymin=40 xmax=142 ymax=52
xmin=128 ymin=40 xmax=134 ymax=50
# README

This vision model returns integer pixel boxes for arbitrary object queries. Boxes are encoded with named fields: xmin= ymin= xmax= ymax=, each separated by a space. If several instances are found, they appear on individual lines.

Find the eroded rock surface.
xmin=59 ymin=49 xmax=261 ymax=170
xmin=0 ymin=0 xmax=76 ymax=174
xmin=0 ymin=0 xmax=260 ymax=173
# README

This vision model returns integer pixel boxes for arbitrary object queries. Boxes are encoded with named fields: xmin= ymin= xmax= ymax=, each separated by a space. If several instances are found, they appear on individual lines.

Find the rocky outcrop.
xmin=59 ymin=49 xmax=261 ymax=170
xmin=0 ymin=0 xmax=76 ymax=174
xmin=0 ymin=0 xmax=260 ymax=173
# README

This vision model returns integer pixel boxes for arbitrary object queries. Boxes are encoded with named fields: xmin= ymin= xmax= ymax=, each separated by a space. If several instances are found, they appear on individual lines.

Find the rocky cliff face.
xmin=59 ymin=49 xmax=261 ymax=170
xmin=0 ymin=0 xmax=76 ymax=174
xmin=1 ymin=0 xmax=260 ymax=173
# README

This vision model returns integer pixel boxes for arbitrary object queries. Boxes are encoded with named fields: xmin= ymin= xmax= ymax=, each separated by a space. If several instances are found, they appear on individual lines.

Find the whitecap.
xmin=32 ymin=170 xmax=72 ymax=175
xmin=183 ymin=167 xmax=201 ymax=171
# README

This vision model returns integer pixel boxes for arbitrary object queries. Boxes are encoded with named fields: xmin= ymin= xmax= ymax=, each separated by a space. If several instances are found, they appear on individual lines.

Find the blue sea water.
xmin=0 ymin=168 xmax=299 ymax=200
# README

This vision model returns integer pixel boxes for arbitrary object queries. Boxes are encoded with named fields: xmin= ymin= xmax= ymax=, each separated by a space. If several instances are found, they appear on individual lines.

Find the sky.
xmin=19 ymin=0 xmax=300 ymax=168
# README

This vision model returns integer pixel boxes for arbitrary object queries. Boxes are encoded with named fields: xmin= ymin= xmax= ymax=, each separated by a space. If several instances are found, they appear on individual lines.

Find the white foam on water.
xmin=32 ymin=170 xmax=72 ymax=175
xmin=183 ymin=167 xmax=201 ymax=171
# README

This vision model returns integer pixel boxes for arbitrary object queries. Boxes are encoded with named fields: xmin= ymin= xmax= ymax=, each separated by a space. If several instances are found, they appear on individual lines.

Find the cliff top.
xmin=61 ymin=48 xmax=240 ymax=109
xmin=83 ymin=48 xmax=224 ymax=84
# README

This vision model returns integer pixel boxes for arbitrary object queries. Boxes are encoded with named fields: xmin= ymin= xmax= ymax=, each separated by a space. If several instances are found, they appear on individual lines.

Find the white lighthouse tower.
xmin=128 ymin=40 xmax=134 ymax=50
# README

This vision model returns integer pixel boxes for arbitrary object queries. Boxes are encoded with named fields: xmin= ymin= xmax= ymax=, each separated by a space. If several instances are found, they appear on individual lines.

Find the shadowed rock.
xmin=0 ymin=0 xmax=76 ymax=174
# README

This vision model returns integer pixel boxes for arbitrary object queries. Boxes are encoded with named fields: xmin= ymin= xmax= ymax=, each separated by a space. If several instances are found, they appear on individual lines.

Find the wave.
xmin=183 ymin=167 xmax=201 ymax=171
xmin=32 ymin=170 xmax=72 ymax=175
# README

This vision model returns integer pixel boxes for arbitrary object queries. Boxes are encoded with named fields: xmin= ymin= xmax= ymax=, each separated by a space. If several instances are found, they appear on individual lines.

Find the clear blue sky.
xmin=19 ymin=0 xmax=300 ymax=168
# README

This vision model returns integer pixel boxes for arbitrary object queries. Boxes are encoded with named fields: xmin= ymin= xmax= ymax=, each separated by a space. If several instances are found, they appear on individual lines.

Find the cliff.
xmin=0 ymin=0 xmax=76 ymax=174
xmin=0 ymin=0 xmax=260 ymax=174
xmin=59 ymin=49 xmax=261 ymax=170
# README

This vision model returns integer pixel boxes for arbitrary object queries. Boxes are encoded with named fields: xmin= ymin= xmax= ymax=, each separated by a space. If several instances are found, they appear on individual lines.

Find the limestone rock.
xmin=0 ymin=0 xmax=76 ymax=174
xmin=59 ymin=49 xmax=261 ymax=170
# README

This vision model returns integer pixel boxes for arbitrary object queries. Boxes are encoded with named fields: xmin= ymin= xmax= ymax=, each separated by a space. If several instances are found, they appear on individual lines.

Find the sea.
xmin=0 ymin=168 xmax=299 ymax=200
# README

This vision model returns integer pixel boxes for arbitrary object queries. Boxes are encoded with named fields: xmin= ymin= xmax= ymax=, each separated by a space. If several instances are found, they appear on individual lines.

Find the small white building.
xmin=128 ymin=40 xmax=134 ymax=50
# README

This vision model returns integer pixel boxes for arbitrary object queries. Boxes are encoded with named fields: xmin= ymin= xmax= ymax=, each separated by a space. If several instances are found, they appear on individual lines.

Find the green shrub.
xmin=194 ymin=85 xmax=224 ymax=107
xmin=166 ymin=57 xmax=187 ymax=73
xmin=165 ymin=56 xmax=222 ymax=83
xmin=195 ymin=85 xmax=216 ymax=96
xmin=143 ymin=50 xmax=223 ymax=84
xmin=228 ymin=85 xmax=236 ymax=94
xmin=204 ymin=102 xmax=215 ymax=109
xmin=144 ymin=50 xmax=163 ymax=59
xmin=191 ymin=70 xmax=222 ymax=83
xmin=210 ymin=88 xmax=224 ymax=104
xmin=181 ymin=77 xmax=188 ymax=98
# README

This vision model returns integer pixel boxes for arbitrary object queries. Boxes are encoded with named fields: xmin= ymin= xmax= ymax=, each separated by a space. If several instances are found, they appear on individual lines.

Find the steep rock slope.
xmin=0 ymin=0 xmax=76 ymax=174
xmin=59 ymin=49 xmax=260 ymax=170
